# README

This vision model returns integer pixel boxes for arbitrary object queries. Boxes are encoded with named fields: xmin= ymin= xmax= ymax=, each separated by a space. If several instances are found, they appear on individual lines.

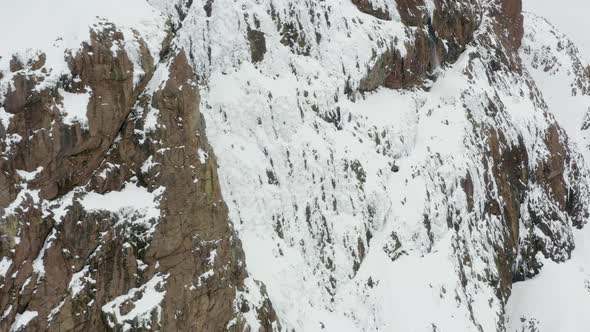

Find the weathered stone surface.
xmin=358 ymin=30 xmax=432 ymax=91
xmin=352 ymin=0 xmax=391 ymax=21
xmin=464 ymin=106 xmax=587 ymax=299
xmin=431 ymin=0 xmax=479 ymax=62
xmin=248 ymin=29 xmax=267 ymax=63
xmin=0 ymin=24 xmax=158 ymax=331
xmin=1 ymin=25 xmax=155 ymax=203
xmin=496 ymin=0 xmax=524 ymax=52
xmin=0 ymin=24 xmax=278 ymax=332
xmin=395 ymin=0 xmax=427 ymax=26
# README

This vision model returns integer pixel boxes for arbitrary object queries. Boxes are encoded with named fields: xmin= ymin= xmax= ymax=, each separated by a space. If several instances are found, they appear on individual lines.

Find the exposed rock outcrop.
xmin=0 ymin=21 xmax=278 ymax=332
xmin=351 ymin=0 xmax=392 ymax=21
xmin=358 ymin=0 xmax=481 ymax=91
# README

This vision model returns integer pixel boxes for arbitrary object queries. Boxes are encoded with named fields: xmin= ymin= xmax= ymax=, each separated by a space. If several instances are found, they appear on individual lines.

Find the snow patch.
xmin=0 ymin=257 xmax=12 ymax=278
xmin=58 ymin=88 xmax=91 ymax=128
xmin=16 ymin=167 xmax=43 ymax=182
xmin=80 ymin=183 xmax=161 ymax=216
xmin=507 ymin=226 xmax=590 ymax=331
xmin=0 ymin=106 xmax=13 ymax=129
xmin=68 ymin=265 xmax=96 ymax=298
xmin=80 ymin=183 xmax=164 ymax=243
xmin=32 ymin=228 xmax=57 ymax=278
xmin=9 ymin=310 xmax=37 ymax=332
xmin=197 ymin=148 xmax=208 ymax=164
xmin=102 ymin=273 xmax=169 ymax=331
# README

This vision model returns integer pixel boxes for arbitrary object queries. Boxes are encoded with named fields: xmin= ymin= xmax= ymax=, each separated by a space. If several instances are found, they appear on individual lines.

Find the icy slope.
xmin=158 ymin=0 xmax=589 ymax=330
xmin=506 ymin=13 xmax=590 ymax=332
xmin=520 ymin=13 xmax=590 ymax=161
xmin=506 ymin=225 xmax=590 ymax=331
xmin=0 ymin=0 xmax=589 ymax=331
xmin=523 ymin=0 xmax=590 ymax=61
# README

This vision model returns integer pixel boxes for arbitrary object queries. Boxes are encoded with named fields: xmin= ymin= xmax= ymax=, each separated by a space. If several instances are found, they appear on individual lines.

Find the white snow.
xmin=102 ymin=273 xmax=168 ymax=331
xmin=42 ymin=189 xmax=77 ymax=223
xmin=3 ymin=187 xmax=40 ymax=217
xmin=4 ymin=134 xmax=22 ymax=154
xmin=0 ymin=0 xmax=167 ymax=74
xmin=523 ymin=0 xmax=590 ymax=61
xmin=507 ymin=226 xmax=590 ymax=332
xmin=163 ymin=0 xmax=557 ymax=330
xmin=9 ymin=310 xmax=37 ymax=332
xmin=1 ymin=1 xmax=588 ymax=331
xmin=137 ymin=60 xmax=172 ymax=135
xmin=0 ymin=106 xmax=12 ymax=129
xmin=0 ymin=0 xmax=168 ymax=140
xmin=16 ymin=167 xmax=43 ymax=182
xmin=521 ymin=13 xmax=590 ymax=159
xmin=197 ymin=148 xmax=208 ymax=164
xmin=141 ymin=0 xmax=590 ymax=330
xmin=505 ymin=12 xmax=590 ymax=332
xmin=0 ymin=257 xmax=12 ymax=278
xmin=97 ymin=163 xmax=120 ymax=180
xmin=196 ymin=269 xmax=214 ymax=287
xmin=68 ymin=265 xmax=95 ymax=298
xmin=58 ymin=88 xmax=91 ymax=128
xmin=140 ymin=156 xmax=158 ymax=174
xmin=80 ymin=183 xmax=161 ymax=217
xmin=32 ymin=228 xmax=57 ymax=278
xmin=80 ymin=183 xmax=164 ymax=238
xmin=47 ymin=300 xmax=65 ymax=323
xmin=1 ymin=305 xmax=12 ymax=321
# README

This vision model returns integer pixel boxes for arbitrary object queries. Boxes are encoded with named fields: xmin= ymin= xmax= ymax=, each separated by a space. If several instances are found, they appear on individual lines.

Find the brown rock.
xmin=395 ymin=0 xmax=427 ymax=26
xmin=0 ymin=39 xmax=279 ymax=331
xmin=360 ymin=0 xmax=481 ymax=92
xmin=352 ymin=0 xmax=391 ymax=21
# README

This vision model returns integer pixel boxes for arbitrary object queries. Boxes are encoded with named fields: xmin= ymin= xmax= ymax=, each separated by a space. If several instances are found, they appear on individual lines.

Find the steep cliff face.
xmin=505 ymin=13 xmax=590 ymax=331
xmin=0 ymin=2 xmax=277 ymax=331
xmin=0 ymin=0 xmax=589 ymax=331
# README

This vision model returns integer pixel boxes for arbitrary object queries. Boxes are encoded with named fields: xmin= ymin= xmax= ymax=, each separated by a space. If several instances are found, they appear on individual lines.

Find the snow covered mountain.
xmin=523 ymin=0 xmax=590 ymax=62
xmin=0 ymin=0 xmax=589 ymax=331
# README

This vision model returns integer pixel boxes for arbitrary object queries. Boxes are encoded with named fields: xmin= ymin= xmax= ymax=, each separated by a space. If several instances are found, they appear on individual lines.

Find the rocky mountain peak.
xmin=1 ymin=0 xmax=589 ymax=331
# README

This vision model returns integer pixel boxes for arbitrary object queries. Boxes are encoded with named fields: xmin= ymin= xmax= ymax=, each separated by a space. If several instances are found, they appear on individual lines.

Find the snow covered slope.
xmin=523 ymin=0 xmax=590 ymax=61
xmin=0 ymin=0 xmax=589 ymax=331
xmin=157 ymin=0 xmax=589 ymax=330
xmin=506 ymin=12 xmax=590 ymax=332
